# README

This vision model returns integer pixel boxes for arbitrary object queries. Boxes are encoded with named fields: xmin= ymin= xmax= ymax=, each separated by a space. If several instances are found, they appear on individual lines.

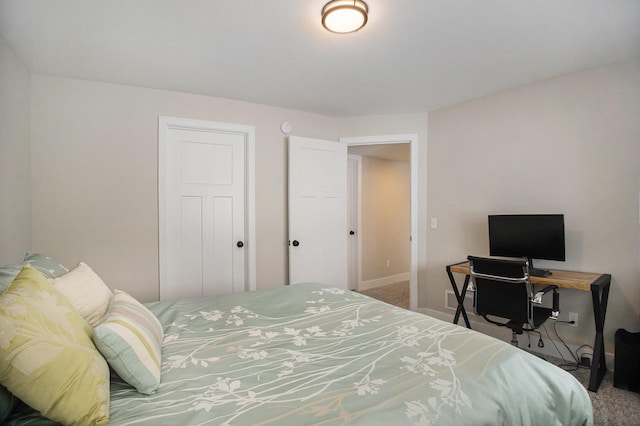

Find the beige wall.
xmin=27 ymin=76 xmax=430 ymax=304
xmin=426 ymin=58 xmax=640 ymax=351
xmin=359 ymin=156 xmax=411 ymax=281
xmin=0 ymin=37 xmax=31 ymax=265
xmin=29 ymin=75 xmax=340 ymax=301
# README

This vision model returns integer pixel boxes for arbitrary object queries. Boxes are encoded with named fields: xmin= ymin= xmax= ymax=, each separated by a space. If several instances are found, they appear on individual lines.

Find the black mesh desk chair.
xmin=467 ymin=255 xmax=560 ymax=347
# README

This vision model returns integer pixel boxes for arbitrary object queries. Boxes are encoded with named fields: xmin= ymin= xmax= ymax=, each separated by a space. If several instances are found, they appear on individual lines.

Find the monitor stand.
xmin=528 ymin=257 xmax=552 ymax=277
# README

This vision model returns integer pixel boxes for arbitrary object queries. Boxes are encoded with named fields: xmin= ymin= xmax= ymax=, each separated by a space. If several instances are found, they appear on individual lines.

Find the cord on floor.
xmin=537 ymin=321 xmax=594 ymax=372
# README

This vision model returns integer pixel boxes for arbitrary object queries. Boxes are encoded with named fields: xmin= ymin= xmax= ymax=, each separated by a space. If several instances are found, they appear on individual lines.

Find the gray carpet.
xmin=358 ymin=281 xmax=409 ymax=309
xmin=358 ymin=281 xmax=640 ymax=425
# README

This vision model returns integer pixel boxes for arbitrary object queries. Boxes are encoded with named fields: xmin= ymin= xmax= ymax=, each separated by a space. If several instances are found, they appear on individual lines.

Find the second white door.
xmin=288 ymin=136 xmax=348 ymax=288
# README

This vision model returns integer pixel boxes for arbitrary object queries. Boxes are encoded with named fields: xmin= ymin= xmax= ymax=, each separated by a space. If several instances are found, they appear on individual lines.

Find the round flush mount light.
xmin=322 ymin=0 xmax=368 ymax=34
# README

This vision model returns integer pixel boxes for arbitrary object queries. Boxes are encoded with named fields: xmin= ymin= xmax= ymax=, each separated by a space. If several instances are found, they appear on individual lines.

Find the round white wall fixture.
xmin=280 ymin=121 xmax=292 ymax=134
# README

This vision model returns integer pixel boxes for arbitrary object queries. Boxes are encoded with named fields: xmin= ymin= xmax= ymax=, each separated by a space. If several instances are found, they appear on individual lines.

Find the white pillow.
xmin=49 ymin=262 xmax=113 ymax=327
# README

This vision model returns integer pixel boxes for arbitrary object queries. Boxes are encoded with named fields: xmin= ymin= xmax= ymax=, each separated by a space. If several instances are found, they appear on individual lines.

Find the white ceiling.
xmin=1 ymin=0 xmax=639 ymax=117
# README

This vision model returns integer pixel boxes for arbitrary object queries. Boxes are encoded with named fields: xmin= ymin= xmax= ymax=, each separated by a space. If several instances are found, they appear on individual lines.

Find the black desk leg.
xmin=588 ymin=274 xmax=611 ymax=392
xmin=446 ymin=266 xmax=471 ymax=329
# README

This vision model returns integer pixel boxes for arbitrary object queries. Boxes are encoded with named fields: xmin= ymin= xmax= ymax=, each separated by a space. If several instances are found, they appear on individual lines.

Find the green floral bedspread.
xmin=103 ymin=283 xmax=592 ymax=425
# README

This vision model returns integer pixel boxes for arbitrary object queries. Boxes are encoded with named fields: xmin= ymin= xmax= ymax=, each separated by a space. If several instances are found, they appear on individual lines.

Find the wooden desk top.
xmin=447 ymin=261 xmax=608 ymax=292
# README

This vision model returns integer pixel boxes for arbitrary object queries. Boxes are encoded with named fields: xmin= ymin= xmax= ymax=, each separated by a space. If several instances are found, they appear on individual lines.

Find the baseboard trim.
xmin=419 ymin=307 xmax=614 ymax=370
xmin=358 ymin=272 xmax=410 ymax=291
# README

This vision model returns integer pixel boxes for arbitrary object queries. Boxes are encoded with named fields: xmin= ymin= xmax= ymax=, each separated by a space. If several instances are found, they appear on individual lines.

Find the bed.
xmin=1 ymin=256 xmax=593 ymax=425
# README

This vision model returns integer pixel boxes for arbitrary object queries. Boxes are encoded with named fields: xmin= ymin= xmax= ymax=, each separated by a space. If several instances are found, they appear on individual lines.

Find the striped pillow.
xmin=93 ymin=290 xmax=163 ymax=394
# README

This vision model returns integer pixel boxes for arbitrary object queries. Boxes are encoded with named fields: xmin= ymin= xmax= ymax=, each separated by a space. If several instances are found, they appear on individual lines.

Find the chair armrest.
xmin=536 ymin=284 xmax=559 ymax=295
xmin=533 ymin=285 xmax=560 ymax=317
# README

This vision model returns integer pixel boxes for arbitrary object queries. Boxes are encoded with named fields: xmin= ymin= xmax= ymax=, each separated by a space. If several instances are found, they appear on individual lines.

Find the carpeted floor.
xmin=358 ymin=281 xmax=409 ymax=309
xmin=358 ymin=281 xmax=640 ymax=425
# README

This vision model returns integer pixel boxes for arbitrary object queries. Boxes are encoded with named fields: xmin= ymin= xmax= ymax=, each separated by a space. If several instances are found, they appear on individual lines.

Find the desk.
xmin=446 ymin=260 xmax=611 ymax=392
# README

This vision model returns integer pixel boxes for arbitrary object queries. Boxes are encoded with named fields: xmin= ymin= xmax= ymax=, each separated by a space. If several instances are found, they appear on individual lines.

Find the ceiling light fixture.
xmin=322 ymin=0 xmax=368 ymax=34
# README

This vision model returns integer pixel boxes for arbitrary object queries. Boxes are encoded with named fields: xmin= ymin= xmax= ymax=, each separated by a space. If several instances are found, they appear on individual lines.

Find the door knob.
xmin=237 ymin=241 xmax=244 ymax=248
xmin=292 ymin=240 xmax=300 ymax=247
xmin=349 ymin=230 xmax=355 ymax=235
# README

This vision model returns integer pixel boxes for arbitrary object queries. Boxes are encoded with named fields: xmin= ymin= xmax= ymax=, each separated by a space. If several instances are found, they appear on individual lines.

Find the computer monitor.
xmin=488 ymin=214 xmax=565 ymax=276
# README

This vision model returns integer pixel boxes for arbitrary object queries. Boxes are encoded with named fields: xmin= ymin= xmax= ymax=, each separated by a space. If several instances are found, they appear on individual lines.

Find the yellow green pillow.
xmin=0 ymin=264 xmax=110 ymax=425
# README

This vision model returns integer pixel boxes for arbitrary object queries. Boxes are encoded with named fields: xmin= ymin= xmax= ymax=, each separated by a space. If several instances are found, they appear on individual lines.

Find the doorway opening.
xmin=342 ymin=134 xmax=418 ymax=311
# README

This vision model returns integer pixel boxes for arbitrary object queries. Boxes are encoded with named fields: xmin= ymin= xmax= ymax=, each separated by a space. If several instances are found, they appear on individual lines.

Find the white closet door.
xmin=160 ymin=118 xmax=247 ymax=300
xmin=288 ymin=136 xmax=348 ymax=288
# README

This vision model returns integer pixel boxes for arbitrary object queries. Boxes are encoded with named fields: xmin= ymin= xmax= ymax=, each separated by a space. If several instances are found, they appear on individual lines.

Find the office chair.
xmin=467 ymin=255 xmax=560 ymax=347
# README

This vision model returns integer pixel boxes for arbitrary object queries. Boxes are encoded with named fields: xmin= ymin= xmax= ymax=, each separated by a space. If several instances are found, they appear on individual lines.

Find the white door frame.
xmin=158 ymin=116 xmax=256 ymax=297
xmin=341 ymin=134 xmax=418 ymax=311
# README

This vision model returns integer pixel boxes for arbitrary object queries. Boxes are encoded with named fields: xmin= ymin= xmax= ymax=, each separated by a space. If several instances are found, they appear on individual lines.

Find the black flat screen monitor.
xmin=488 ymin=214 xmax=566 ymax=266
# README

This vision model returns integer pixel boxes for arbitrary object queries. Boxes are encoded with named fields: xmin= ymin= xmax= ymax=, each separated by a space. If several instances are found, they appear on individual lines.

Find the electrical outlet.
xmin=568 ymin=312 xmax=578 ymax=327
